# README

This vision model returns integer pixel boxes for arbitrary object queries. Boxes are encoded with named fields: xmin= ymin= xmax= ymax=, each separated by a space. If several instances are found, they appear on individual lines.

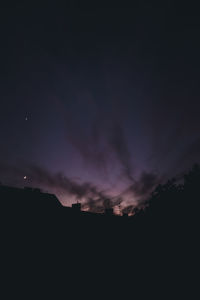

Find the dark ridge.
xmin=1 ymin=164 xmax=199 ymax=298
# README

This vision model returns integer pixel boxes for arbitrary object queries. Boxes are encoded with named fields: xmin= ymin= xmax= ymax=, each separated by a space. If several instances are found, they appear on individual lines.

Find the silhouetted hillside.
xmin=1 ymin=165 xmax=199 ymax=298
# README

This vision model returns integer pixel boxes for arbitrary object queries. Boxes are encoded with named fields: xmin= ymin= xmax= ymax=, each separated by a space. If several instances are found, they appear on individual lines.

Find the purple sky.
xmin=0 ymin=2 xmax=200 ymax=213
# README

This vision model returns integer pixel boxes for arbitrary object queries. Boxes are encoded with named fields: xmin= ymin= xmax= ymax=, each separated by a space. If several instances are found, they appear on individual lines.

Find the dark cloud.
xmin=122 ymin=171 xmax=161 ymax=206
xmin=0 ymin=162 xmax=108 ymax=203
xmin=82 ymin=194 xmax=123 ymax=213
xmin=175 ymin=138 xmax=200 ymax=172
xmin=132 ymin=172 xmax=160 ymax=198
xmin=59 ymin=94 xmax=134 ymax=181
xmin=122 ymin=205 xmax=135 ymax=215
xmin=107 ymin=122 xmax=134 ymax=181
xmin=82 ymin=197 xmax=108 ymax=213
xmin=57 ymin=96 xmax=111 ymax=175
xmin=0 ymin=162 xmax=128 ymax=213
xmin=82 ymin=198 xmax=104 ymax=213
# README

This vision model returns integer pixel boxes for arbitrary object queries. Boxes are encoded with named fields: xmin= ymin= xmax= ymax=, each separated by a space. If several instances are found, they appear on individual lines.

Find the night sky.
xmin=1 ymin=1 xmax=200 ymax=213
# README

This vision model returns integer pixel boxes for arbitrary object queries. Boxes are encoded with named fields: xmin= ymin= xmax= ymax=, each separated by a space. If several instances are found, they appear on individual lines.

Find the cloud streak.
xmin=107 ymin=122 xmax=133 ymax=181
xmin=0 ymin=161 xmax=154 ymax=214
xmin=0 ymin=162 xmax=108 ymax=203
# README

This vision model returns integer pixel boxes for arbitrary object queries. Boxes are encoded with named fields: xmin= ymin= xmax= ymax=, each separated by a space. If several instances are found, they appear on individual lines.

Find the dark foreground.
xmin=0 ymin=184 xmax=198 ymax=299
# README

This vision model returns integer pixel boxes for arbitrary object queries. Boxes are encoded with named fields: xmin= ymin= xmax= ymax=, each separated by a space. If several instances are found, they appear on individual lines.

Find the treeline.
xmin=138 ymin=163 xmax=200 ymax=229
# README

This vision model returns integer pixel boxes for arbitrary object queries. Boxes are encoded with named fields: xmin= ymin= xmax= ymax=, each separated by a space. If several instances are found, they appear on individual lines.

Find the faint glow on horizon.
xmin=113 ymin=205 xmax=122 ymax=216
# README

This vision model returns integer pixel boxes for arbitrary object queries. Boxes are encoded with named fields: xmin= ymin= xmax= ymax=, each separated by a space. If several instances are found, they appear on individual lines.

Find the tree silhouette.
xmin=142 ymin=163 xmax=200 ymax=231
